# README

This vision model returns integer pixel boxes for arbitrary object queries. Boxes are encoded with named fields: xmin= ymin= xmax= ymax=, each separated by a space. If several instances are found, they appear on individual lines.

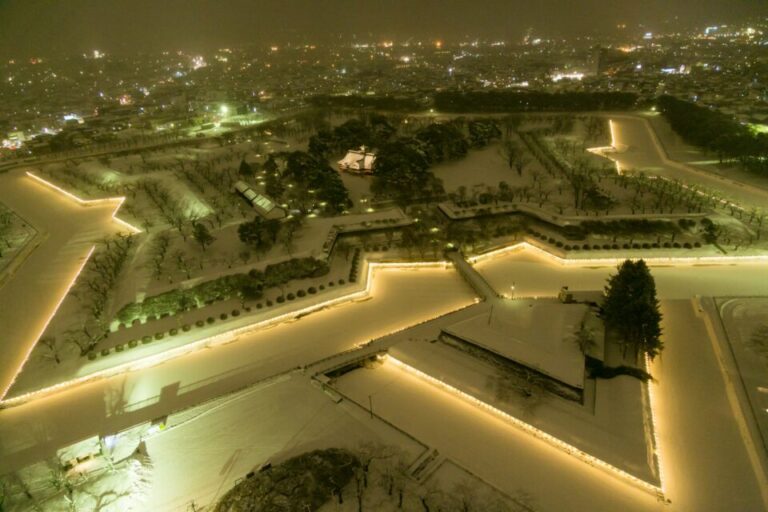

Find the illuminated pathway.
xmin=0 ymin=267 xmax=475 ymax=471
xmin=473 ymin=244 xmax=768 ymax=299
xmin=2 ymin=168 xmax=768 ymax=508
xmin=2 ymin=244 xmax=768 ymax=509
xmin=651 ymin=300 xmax=768 ymax=511
xmin=0 ymin=170 xmax=130 ymax=399
xmin=336 ymin=360 xmax=662 ymax=512
xmin=608 ymin=115 xmax=768 ymax=209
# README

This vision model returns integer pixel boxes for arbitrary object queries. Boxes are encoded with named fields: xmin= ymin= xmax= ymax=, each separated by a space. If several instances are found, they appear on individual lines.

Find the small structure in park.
xmin=234 ymin=181 xmax=285 ymax=220
xmin=338 ymin=146 xmax=376 ymax=174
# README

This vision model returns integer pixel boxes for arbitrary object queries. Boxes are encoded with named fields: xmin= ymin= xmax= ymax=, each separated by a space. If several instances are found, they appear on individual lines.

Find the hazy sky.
xmin=0 ymin=0 xmax=764 ymax=57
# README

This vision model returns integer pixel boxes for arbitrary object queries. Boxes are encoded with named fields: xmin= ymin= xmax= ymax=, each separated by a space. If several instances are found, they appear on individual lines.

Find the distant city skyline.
xmin=0 ymin=0 xmax=765 ymax=57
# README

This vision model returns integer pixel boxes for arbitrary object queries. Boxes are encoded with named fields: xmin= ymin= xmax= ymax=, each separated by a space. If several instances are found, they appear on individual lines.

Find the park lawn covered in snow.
xmin=473 ymin=244 xmax=768 ymax=299
xmin=715 ymin=297 xmax=768 ymax=460
xmin=143 ymin=375 xmax=425 ymax=510
xmin=388 ymin=336 xmax=658 ymax=486
xmin=333 ymin=359 xmax=662 ymax=512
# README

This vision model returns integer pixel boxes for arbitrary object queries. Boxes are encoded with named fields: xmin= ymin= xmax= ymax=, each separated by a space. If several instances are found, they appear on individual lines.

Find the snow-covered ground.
xmin=334 ymin=359 xmax=662 ymax=512
xmin=0 ymin=266 xmax=475 ymax=472
xmin=4 ymin=113 xmax=768 ymax=511
xmin=0 ymin=169 xmax=128 ymax=399
xmin=388 ymin=337 xmax=656 ymax=485
xmin=0 ymin=202 xmax=37 ymax=276
xmin=4 ymin=242 xmax=768 ymax=510
xmin=143 ymin=375 xmax=425 ymax=511
xmin=609 ymin=115 xmax=768 ymax=209
xmin=647 ymin=113 xmax=768 ymax=193
xmin=474 ymin=244 xmax=768 ymax=299
xmin=715 ymin=297 xmax=768 ymax=470
xmin=651 ymin=299 xmax=768 ymax=511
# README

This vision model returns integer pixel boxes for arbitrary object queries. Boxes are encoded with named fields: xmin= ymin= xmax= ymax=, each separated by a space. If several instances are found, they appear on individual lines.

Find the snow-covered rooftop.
xmin=338 ymin=148 xmax=376 ymax=173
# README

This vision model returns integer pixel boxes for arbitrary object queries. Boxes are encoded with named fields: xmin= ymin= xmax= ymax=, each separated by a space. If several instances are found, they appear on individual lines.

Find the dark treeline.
xmin=372 ymin=118 xmax=501 ymax=204
xmin=307 ymin=91 xmax=639 ymax=114
xmin=116 ymin=257 xmax=329 ymax=323
xmin=433 ymin=91 xmax=639 ymax=113
xmin=658 ymin=95 xmax=768 ymax=175
xmin=309 ymin=116 xmax=396 ymax=157
xmin=308 ymin=94 xmax=427 ymax=112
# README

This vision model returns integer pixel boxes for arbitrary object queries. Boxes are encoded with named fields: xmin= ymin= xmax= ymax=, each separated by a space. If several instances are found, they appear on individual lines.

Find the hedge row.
xmin=116 ymin=257 xmax=329 ymax=325
xmin=349 ymin=248 xmax=362 ymax=283
xmin=88 ymin=307 xmax=253 ymax=360
xmin=527 ymin=229 xmax=702 ymax=251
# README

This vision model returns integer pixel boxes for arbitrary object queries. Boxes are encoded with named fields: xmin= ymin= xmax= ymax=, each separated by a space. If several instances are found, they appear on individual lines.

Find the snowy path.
xmin=0 ymin=267 xmax=475 ymax=472
xmin=335 ymin=361 xmax=664 ymax=512
xmin=475 ymin=246 xmax=768 ymax=299
xmin=651 ymin=300 xmax=768 ymax=511
xmin=610 ymin=116 xmax=768 ymax=209
xmin=0 ymin=170 xmax=126 ymax=399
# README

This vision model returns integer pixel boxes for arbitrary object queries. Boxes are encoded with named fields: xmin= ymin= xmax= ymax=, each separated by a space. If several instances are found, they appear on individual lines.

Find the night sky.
xmin=0 ymin=0 xmax=765 ymax=57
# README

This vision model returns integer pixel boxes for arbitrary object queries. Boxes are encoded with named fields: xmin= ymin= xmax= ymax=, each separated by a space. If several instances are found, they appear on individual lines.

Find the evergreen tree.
xmin=263 ymin=155 xmax=284 ymax=199
xmin=192 ymin=222 xmax=215 ymax=252
xmin=603 ymin=259 xmax=663 ymax=361
xmin=238 ymin=159 xmax=254 ymax=177
xmin=371 ymin=138 xmax=433 ymax=205
xmin=238 ymin=216 xmax=280 ymax=254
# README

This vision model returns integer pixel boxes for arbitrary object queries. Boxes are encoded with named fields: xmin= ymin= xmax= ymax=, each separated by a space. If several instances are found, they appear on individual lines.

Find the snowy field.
xmin=716 ymin=297 xmax=768 ymax=465
xmin=143 ymin=375 xmax=426 ymax=511
xmin=651 ymin=300 xmax=768 ymax=511
xmin=474 ymin=245 xmax=768 ymax=299
xmin=0 ymin=267 xmax=476 ymax=471
xmin=389 ymin=337 xmax=656 ymax=485
xmin=4 ymin=113 xmax=768 ymax=511
xmin=0 ymin=170 xmax=127 ymax=398
xmin=610 ymin=116 xmax=768 ymax=209
xmin=334 ymin=359 xmax=662 ymax=512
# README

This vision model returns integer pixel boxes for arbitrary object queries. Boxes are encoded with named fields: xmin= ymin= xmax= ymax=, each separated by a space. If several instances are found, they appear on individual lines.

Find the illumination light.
xmin=0 ymin=245 xmax=96 ymax=400
xmin=26 ymin=172 xmax=142 ymax=234
xmin=386 ymin=355 xmax=664 ymax=497
xmin=0 ymin=260 xmax=453 ymax=407
xmin=486 ymin=240 xmax=768 ymax=266
xmin=644 ymin=354 xmax=666 ymax=494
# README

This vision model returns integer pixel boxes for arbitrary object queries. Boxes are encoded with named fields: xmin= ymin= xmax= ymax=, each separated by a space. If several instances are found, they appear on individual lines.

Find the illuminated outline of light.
xmin=644 ymin=354 xmax=666 ymax=494
xmin=26 ymin=171 xmax=142 ymax=234
xmin=385 ymin=355 xmax=665 ymax=497
xmin=589 ymin=118 xmax=751 ymax=213
xmin=5 ymin=235 xmax=768 ymax=407
xmin=0 ymin=245 xmax=96 ymax=400
xmin=0 ymin=260 xmax=453 ymax=407
xmin=586 ymin=119 xmax=622 ymax=174
xmin=468 ymin=240 xmax=768 ymax=266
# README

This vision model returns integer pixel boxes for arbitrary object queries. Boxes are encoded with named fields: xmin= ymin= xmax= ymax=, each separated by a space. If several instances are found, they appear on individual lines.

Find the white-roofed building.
xmin=234 ymin=181 xmax=285 ymax=220
xmin=338 ymin=146 xmax=376 ymax=174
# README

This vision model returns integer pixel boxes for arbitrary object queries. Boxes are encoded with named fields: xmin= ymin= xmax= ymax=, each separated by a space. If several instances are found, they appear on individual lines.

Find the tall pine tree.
xmin=603 ymin=259 xmax=663 ymax=361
